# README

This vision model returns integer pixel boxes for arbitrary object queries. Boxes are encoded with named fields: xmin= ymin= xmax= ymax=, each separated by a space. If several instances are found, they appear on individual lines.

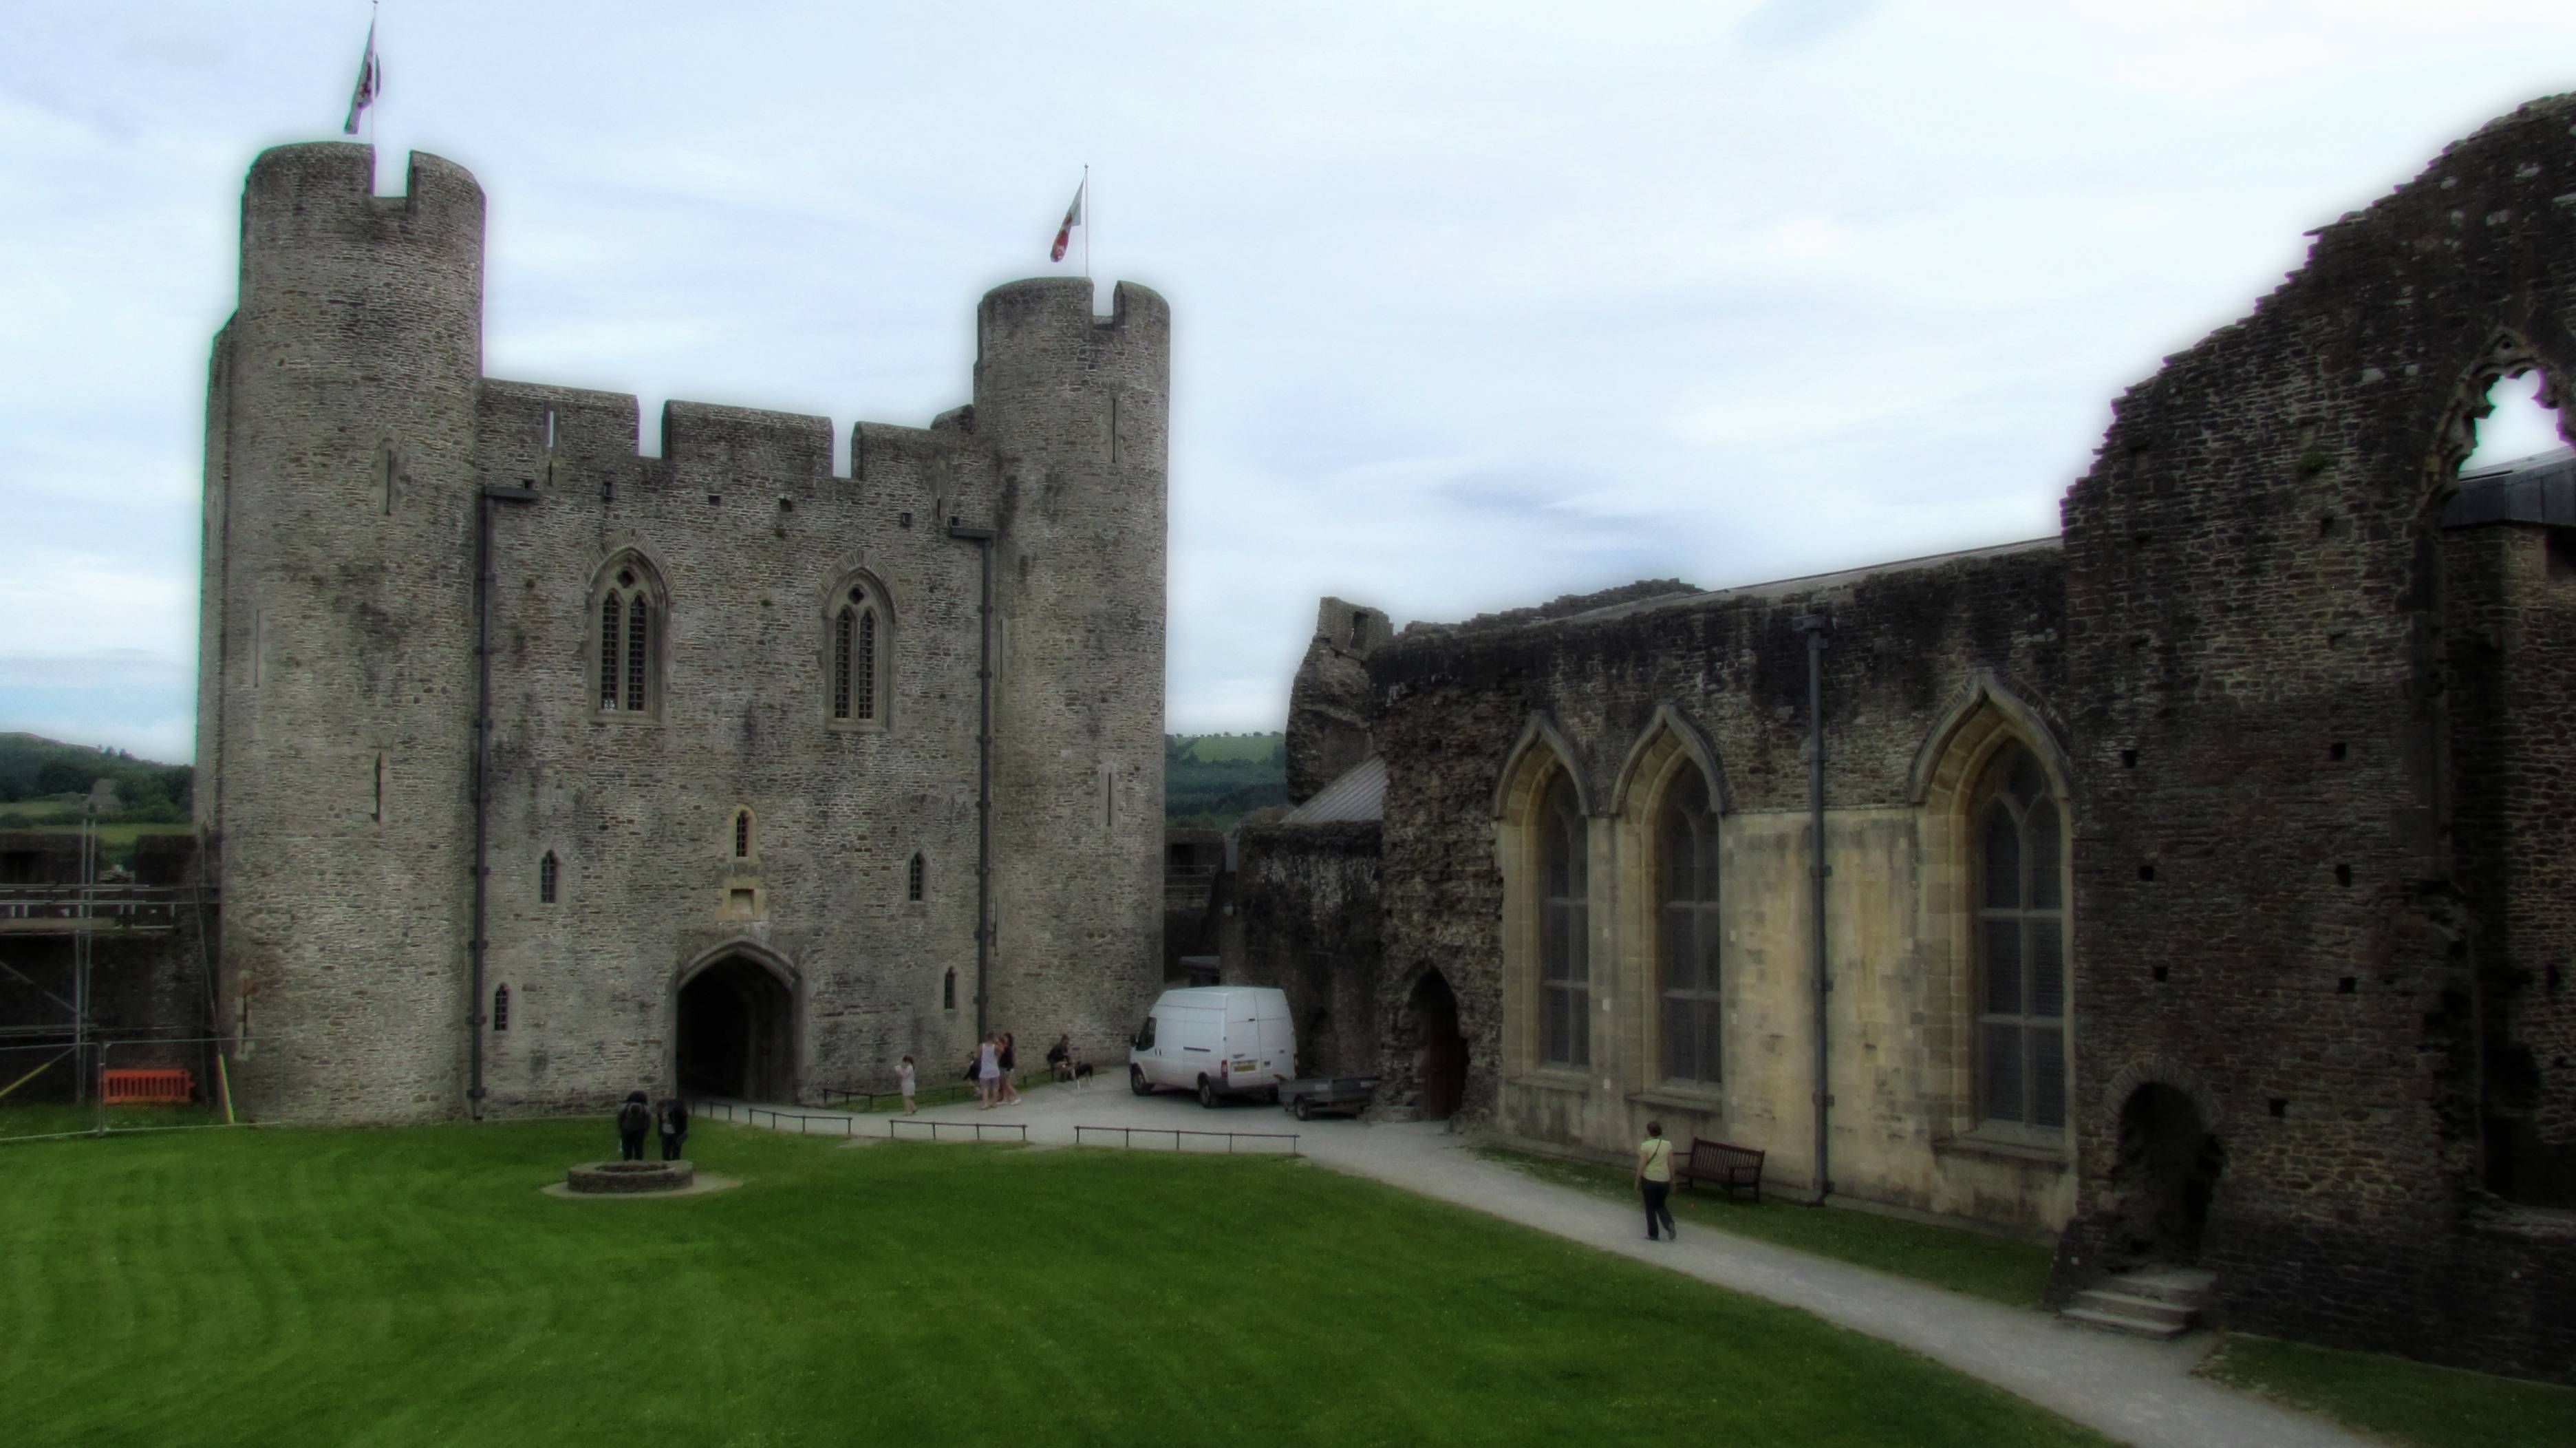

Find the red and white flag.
xmin=1049 ymin=176 xmax=1086 ymax=262
xmin=341 ymin=17 xmax=381 ymax=136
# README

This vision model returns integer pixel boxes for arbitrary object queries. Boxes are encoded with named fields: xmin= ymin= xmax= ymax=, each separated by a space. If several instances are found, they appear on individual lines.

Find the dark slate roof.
xmin=1280 ymin=755 xmax=1386 ymax=824
xmin=2447 ymin=447 xmax=2576 ymax=528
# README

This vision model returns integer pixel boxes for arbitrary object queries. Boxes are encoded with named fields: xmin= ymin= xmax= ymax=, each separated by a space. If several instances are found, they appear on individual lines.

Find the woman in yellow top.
xmin=1635 ymin=1120 xmax=1677 ymax=1241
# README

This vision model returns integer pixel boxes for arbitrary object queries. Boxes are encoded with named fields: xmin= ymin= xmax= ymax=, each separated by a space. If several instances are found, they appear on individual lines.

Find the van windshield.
xmin=1133 ymin=1016 xmax=1156 ymax=1050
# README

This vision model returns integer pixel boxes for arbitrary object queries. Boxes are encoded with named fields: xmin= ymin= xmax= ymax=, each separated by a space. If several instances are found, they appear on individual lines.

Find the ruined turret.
xmin=1284 ymin=597 xmax=1390 ymax=804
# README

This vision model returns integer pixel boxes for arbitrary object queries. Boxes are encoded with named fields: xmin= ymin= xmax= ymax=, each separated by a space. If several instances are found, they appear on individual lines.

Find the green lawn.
xmin=1474 ymin=1146 xmax=2056 ymax=1306
xmin=2 ymin=1121 xmax=2110 ymax=1447
xmin=2196 ymin=1334 xmax=2576 ymax=1448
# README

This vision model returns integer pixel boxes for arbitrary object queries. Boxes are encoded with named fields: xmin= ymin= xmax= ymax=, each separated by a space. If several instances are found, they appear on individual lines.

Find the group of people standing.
xmin=971 ymin=1031 xmax=1021 ymax=1109
xmin=616 ymin=1091 xmax=689 ymax=1162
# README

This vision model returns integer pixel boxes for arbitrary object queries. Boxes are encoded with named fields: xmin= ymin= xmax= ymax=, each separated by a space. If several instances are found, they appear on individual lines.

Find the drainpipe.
xmin=471 ymin=482 xmax=541 ymax=1121
xmin=1796 ymin=612 xmax=1833 ymax=1204
xmin=948 ymin=522 xmax=998 ymax=1041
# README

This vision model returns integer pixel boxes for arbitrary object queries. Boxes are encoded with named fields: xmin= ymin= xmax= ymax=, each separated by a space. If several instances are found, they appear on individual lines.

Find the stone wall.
xmin=1226 ymin=820 xmax=1382 ymax=1077
xmin=2049 ymin=97 xmax=2576 ymax=1381
xmin=1284 ymin=597 xmax=1390 ymax=803
xmin=1368 ymin=541 xmax=2072 ymax=1231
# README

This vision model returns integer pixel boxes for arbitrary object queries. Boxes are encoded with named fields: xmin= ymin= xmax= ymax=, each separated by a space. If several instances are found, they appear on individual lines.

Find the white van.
xmin=1127 ymin=986 xmax=1296 ymax=1107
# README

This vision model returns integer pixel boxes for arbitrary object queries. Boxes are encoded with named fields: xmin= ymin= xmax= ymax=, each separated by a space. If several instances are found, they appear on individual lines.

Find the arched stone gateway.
xmin=1408 ymin=969 xmax=1468 ymax=1122
xmin=2105 ymin=1083 xmax=2224 ymax=1269
xmin=675 ymin=953 xmax=797 ymax=1101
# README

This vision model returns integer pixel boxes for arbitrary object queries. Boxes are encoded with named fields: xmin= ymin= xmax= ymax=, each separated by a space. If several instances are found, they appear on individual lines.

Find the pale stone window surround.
xmin=1494 ymin=713 xmax=1599 ymax=1084
xmin=1609 ymin=707 xmax=1732 ymax=1103
xmin=1910 ymin=672 xmax=2076 ymax=1158
xmin=819 ymin=568 xmax=894 ymax=733
xmin=586 ymin=548 xmax=668 ymax=723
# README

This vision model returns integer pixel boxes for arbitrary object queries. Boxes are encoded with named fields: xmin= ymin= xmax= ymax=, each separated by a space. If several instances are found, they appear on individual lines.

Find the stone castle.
xmin=195 ymin=142 xmax=1170 ymax=1120
xmin=1230 ymin=98 xmax=2576 ymax=1381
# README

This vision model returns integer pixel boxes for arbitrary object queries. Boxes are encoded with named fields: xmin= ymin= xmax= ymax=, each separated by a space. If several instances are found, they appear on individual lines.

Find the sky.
xmin=3 ymin=1 xmax=2573 ymax=763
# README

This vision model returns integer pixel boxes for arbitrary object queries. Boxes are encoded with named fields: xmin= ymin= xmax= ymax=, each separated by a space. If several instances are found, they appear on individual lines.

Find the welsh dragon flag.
xmin=1050 ymin=176 xmax=1085 ymax=262
xmin=341 ymin=18 xmax=381 ymax=135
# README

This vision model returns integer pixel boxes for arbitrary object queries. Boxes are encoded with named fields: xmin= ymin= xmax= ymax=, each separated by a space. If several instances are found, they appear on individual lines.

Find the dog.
xmin=1069 ymin=1058 xmax=1095 ymax=1089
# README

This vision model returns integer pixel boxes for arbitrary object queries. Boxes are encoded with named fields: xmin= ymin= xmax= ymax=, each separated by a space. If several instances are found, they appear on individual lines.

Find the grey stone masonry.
xmin=197 ymin=145 xmax=1168 ymax=1124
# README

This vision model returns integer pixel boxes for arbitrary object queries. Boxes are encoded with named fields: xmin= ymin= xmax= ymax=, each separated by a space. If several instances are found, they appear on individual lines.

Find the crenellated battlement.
xmin=240 ymin=144 xmax=483 ymax=268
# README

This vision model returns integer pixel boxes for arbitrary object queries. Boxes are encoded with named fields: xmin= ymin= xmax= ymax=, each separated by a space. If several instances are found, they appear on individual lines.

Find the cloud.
xmin=10 ymin=3 xmax=2576 ymax=749
xmin=1735 ymin=0 xmax=1882 ymax=50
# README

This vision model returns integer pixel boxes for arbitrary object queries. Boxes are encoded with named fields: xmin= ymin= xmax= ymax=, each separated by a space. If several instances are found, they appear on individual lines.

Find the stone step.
xmin=2071 ymin=1288 xmax=2197 ymax=1331
xmin=2060 ymin=1304 xmax=2191 ymax=1341
xmin=2105 ymin=1264 xmax=2218 ymax=1308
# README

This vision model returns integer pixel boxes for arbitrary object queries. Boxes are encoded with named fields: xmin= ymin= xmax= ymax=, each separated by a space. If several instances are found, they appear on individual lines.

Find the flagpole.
xmin=1083 ymin=164 xmax=1091 ymax=282
xmin=367 ymin=0 xmax=378 ymax=149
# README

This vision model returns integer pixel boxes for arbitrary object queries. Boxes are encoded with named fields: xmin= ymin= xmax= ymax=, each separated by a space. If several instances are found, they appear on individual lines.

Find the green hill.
xmin=1165 ymin=733 xmax=1285 ymax=828
xmin=0 ymin=734 xmax=191 ymax=820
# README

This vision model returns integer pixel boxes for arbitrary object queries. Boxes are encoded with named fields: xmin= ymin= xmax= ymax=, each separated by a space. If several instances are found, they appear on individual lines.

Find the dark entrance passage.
xmin=1408 ymin=968 xmax=1468 ymax=1122
xmin=2107 ymin=1083 xmax=2224 ymax=1266
xmin=676 ymin=956 xmax=795 ymax=1100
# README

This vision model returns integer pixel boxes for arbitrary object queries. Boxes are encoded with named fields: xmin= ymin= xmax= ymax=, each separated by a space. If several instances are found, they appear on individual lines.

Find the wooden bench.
xmin=1677 ymin=1138 xmax=1764 ymax=1202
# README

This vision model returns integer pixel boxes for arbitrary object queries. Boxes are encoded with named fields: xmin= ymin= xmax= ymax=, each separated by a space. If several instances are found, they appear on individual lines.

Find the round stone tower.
xmin=199 ymin=144 xmax=486 ymax=1121
xmin=971 ymin=277 xmax=1170 ymax=1050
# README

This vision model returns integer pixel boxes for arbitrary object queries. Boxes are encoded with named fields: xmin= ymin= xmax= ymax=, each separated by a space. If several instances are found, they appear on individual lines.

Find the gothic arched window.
xmin=1657 ymin=768 xmax=1722 ymax=1085
xmin=1974 ymin=741 xmax=2066 ymax=1131
xmin=907 ymin=852 xmax=925 ymax=902
xmin=539 ymin=851 xmax=557 ymax=904
xmin=593 ymin=559 xmax=663 ymax=717
xmin=1539 ymin=771 xmax=1590 ymax=1068
xmin=828 ymin=581 xmax=888 ymax=727
xmin=733 ymin=808 xmax=755 ymax=861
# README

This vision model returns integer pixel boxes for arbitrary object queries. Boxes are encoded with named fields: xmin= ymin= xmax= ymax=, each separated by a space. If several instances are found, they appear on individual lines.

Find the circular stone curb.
xmin=567 ymin=1159 xmax=696 ymax=1193
xmin=541 ymin=1173 xmax=740 ymax=1201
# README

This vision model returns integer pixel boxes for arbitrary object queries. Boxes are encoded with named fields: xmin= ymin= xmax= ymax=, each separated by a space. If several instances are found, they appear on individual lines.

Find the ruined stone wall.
xmin=2051 ymin=98 xmax=2576 ymax=1381
xmin=1368 ymin=542 xmax=2071 ymax=1231
xmin=1284 ymin=598 xmax=1390 ymax=804
xmin=1227 ymin=820 xmax=1382 ymax=1076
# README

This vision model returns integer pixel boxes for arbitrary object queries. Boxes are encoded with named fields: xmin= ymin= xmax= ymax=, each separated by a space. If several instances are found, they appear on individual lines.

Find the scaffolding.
xmin=0 ymin=804 xmax=219 ymax=1103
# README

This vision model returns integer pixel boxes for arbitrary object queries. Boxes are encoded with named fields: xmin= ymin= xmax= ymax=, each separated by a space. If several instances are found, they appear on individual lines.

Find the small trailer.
xmin=1278 ymin=1075 xmax=1381 ymax=1121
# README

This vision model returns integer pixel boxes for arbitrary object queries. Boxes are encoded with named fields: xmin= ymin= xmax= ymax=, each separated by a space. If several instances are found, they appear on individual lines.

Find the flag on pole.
xmin=1049 ymin=176 xmax=1086 ymax=262
xmin=342 ymin=18 xmax=382 ymax=136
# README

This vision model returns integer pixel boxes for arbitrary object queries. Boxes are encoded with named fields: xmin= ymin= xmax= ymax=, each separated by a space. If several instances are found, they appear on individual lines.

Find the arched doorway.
xmin=1408 ymin=969 xmax=1468 ymax=1121
xmin=2107 ymin=1084 xmax=2224 ymax=1266
xmin=676 ymin=955 xmax=797 ymax=1100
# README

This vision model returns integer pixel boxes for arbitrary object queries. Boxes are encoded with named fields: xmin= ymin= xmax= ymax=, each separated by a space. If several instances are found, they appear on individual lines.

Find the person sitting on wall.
xmin=616 ymin=1090 xmax=653 ymax=1162
xmin=655 ymin=1095 xmax=690 ymax=1162
xmin=1046 ymin=1033 xmax=1075 ymax=1082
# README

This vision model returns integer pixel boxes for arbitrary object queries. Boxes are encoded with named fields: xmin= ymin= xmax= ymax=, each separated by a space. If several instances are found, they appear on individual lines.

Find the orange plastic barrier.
xmin=101 ymin=1068 xmax=195 ymax=1105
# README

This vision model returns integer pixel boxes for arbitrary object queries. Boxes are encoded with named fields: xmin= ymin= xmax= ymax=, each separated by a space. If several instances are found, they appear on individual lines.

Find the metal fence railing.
xmin=685 ymin=1098 xmax=1029 ymax=1144
xmin=0 ymin=1036 xmax=250 ymax=1146
xmin=1074 ymin=1124 xmax=1300 ymax=1156
xmin=814 ymin=1080 xmax=981 ymax=1114
xmin=886 ymin=1117 xmax=1031 ymax=1143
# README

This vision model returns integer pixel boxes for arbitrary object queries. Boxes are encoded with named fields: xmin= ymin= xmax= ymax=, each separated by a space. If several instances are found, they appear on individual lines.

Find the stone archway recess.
xmin=675 ymin=954 xmax=797 ymax=1101
xmin=1408 ymin=969 xmax=1468 ymax=1122
xmin=2106 ymin=1082 xmax=2226 ymax=1269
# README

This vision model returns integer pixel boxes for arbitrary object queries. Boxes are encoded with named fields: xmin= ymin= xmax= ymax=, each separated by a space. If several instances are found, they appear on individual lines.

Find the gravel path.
xmin=725 ymin=1082 xmax=2365 ymax=1448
